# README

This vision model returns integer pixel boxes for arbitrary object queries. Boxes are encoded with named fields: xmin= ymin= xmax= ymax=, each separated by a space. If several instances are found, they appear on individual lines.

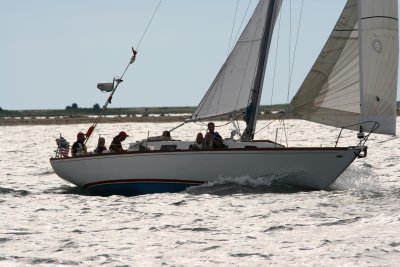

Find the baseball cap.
xmin=119 ymin=131 xmax=129 ymax=137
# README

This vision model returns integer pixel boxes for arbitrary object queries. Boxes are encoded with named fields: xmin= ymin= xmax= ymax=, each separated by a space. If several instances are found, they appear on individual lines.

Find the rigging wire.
xmin=227 ymin=0 xmax=240 ymax=56
xmin=256 ymin=0 xmax=304 ymax=144
xmin=281 ymin=0 xmax=293 ymax=146
xmin=286 ymin=0 xmax=292 ymax=106
xmin=84 ymin=0 xmax=163 ymax=145
xmin=136 ymin=0 xmax=163 ymax=51
xmin=249 ymin=0 xmax=281 ymax=137
xmin=283 ymin=0 xmax=304 ymax=146
xmin=248 ymin=0 xmax=282 ymax=140
xmin=120 ymin=0 xmax=163 ymax=81
xmin=254 ymin=114 xmax=285 ymax=135
xmin=285 ymin=0 xmax=304 ymax=106
xmin=234 ymin=117 xmax=241 ymax=136
xmin=269 ymin=3 xmax=283 ymax=108
xmin=233 ymin=0 xmax=253 ymax=45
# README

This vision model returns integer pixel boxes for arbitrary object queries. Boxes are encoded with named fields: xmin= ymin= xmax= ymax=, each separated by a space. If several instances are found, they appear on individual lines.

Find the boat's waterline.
xmin=50 ymin=146 xmax=364 ymax=196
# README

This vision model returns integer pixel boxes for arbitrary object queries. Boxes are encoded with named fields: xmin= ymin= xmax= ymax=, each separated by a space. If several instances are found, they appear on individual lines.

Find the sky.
xmin=1 ymin=0 xmax=399 ymax=110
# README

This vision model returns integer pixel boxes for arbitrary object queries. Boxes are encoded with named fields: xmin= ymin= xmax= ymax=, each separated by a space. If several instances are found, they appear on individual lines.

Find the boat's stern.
xmin=50 ymin=157 xmax=86 ymax=187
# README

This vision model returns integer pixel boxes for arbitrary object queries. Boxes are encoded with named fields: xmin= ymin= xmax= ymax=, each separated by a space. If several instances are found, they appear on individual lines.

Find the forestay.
xmin=290 ymin=0 xmax=398 ymax=135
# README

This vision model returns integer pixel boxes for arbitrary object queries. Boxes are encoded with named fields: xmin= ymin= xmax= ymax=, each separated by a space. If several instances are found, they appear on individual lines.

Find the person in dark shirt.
xmin=71 ymin=132 xmax=87 ymax=156
xmin=161 ymin=131 xmax=172 ymax=140
xmin=109 ymin=131 xmax=129 ymax=152
xmin=204 ymin=122 xmax=224 ymax=148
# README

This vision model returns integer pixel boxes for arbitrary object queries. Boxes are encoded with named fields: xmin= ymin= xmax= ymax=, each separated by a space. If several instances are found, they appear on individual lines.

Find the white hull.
xmin=50 ymin=146 xmax=365 ymax=195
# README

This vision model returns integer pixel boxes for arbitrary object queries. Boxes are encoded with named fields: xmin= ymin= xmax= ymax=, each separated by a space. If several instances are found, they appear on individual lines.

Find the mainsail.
xmin=191 ymin=0 xmax=282 ymax=121
xmin=290 ymin=0 xmax=398 ymax=135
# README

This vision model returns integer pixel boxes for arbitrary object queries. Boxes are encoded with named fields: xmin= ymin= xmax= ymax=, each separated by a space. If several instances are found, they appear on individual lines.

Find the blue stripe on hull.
xmin=87 ymin=182 xmax=199 ymax=196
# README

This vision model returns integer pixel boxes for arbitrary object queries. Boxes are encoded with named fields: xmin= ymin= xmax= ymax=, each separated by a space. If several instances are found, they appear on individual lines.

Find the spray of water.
xmin=329 ymin=165 xmax=379 ymax=191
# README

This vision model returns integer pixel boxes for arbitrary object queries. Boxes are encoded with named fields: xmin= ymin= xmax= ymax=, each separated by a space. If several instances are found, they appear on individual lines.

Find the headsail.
xmin=191 ymin=0 xmax=282 ymax=121
xmin=290 ymin=0 xmax=398 ymax=135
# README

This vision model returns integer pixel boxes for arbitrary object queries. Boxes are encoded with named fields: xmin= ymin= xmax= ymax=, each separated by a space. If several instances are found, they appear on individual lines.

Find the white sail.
xmin=191 ymin=0 xmax=281 ymax=121
xmin=290 ymin=0 xmax=398 ymax=135
xmin=359 ymin=0 xmax=398 ymax=134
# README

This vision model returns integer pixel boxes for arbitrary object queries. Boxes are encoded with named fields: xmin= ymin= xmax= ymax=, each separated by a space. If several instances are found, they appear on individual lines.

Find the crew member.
xmin=109 ymin=131 xmax=129 ymax=152
xmin=71 ymin=132 xmax=87 ymax=156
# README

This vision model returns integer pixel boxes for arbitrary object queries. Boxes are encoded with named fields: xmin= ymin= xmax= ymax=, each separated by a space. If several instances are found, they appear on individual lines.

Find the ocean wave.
xmin=36 ymin=170 xmax=55 ymax=176
xmin=0 ymin=187 xmax=30 ymax=196
xmin=43 ymin=185 xmax=92 ymax=196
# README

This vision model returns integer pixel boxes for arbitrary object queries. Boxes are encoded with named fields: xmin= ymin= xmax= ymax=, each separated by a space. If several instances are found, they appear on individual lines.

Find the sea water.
xmin=0 ymin=119 xmax=399 ymax=266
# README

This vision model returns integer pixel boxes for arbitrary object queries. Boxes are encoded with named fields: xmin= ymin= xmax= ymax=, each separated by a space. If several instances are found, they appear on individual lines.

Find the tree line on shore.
xmin=1 ymin=101 xmax=399 ymax=118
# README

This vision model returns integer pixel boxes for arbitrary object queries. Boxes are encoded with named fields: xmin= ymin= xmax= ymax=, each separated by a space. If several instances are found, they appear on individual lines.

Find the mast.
xmin=356 ymin=0 xmax=365 ymax=133
xmin=242 ymin=0 xmax=279 ymax=141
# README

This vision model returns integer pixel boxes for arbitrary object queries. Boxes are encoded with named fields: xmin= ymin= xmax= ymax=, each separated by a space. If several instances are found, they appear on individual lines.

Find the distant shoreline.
xmin=0 ymin=113 xmax=288 ymax=126
xmin=1 ymin=110 xmax=399 ymax=126
xmin=0 ymin=115 xmax=187 ymax=126
xmin=1 ymin=103 xmax=398 ymax=126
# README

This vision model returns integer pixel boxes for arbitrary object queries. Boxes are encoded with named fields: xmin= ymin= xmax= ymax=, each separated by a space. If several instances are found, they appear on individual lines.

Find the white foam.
xmin=330 ymin=165 xmax=379 ymax=191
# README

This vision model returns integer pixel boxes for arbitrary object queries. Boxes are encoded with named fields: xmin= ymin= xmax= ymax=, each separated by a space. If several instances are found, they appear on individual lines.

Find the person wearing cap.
xmin=109 ymin=131 xmax=129 ymax=152
xmin=71 ymin=132 xmax=87 ymax=156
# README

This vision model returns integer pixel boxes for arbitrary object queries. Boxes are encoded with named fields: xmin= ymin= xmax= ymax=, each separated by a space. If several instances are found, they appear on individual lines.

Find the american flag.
xmin=59 ymin=146 xmax=69 ymax=157
xmin=56 ymin=137 xmax=70 ymax=157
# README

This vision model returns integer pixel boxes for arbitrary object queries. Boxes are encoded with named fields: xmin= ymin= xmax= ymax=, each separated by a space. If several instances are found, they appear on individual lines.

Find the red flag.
xmin=130 ymin=47 xmax=138 ymax=64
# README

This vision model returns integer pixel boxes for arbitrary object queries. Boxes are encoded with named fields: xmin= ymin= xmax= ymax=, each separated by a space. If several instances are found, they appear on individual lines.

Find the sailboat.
xmin=50 ymin=0 xmax=398 ymax=196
